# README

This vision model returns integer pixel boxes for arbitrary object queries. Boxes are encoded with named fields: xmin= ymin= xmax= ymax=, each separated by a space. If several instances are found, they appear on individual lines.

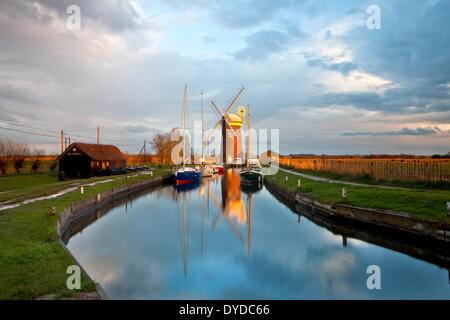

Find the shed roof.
xmin=57 ymin=142 xmax=126 ymax=161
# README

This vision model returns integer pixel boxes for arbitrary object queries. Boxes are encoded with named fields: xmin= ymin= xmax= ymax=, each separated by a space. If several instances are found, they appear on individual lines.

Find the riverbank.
xmin=267 ymin=170 xmax=450 ymax=220
xmin=279 ymin=165 xmax=450 ymax=190
xmin=0 ymin=169 xmax=171 ymax=300
xmin=264 ymin=171 xmax=450 ymax=243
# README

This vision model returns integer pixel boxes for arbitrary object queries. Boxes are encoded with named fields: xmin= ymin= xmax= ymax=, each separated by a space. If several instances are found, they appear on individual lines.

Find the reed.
xmin=279 ymin=157 xmax=450 ymax=183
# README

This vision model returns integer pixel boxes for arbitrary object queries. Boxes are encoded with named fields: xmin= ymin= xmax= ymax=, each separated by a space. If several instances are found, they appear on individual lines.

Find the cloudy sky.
xmin=0 ymin=0 xmax=449 ymax=155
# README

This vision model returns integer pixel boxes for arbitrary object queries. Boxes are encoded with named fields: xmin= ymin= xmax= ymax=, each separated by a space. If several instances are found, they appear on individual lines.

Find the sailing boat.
xmin=176 ymin=85 xmax=202 ymax=186
xmin=240 ymin=105 xmax=263 ymax=184
xmin=200 ymin=92 xmax=214 ymax=178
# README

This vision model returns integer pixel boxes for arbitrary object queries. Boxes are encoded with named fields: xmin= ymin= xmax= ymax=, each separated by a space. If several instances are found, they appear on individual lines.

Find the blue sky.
xmin=0 ymin=0 xmax=449 ymax=155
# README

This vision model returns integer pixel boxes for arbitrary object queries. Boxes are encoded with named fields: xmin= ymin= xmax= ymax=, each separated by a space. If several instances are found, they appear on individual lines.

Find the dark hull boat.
xmin=175 ymin=84 xmax=201 ymax=186
xmin=239 ymin=167 xmax=263 ymax=184
xmin=176 ymin=169 xmax=202 ymax=186
xmin=174 ymin=179 xmax=201 ymax=191
xmin=239 ymin=104 xmax=263 ymax=184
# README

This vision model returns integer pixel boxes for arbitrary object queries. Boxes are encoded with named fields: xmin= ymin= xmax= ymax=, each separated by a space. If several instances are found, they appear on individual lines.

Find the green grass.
xmin=267 ymin=170 xmax=450 ymax=221
xmin=280 ymin=165 xmax=450 ymax=190
xmin=0 ymin=169 xmax=171 ymax=300
xmin=3 ymin=160 xmax=58 ymax=175
xmin=0 ymin=172 xmax=123 ymax=204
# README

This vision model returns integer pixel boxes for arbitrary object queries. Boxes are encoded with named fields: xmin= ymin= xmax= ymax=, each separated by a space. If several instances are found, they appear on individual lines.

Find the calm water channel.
xmin=67 ymin=169 xmax=450 ymax=299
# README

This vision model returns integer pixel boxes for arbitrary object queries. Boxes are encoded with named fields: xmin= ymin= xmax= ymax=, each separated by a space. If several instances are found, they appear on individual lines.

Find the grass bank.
xmin=267 ymin=170 xmax=450 ymax=221
xmin=280 ymin=165 xmax=450 ymax=190
xmin=0 ymin=172 xmax=120 ymax=205
xmin=0 ymin=169 xmax=171 ymax=299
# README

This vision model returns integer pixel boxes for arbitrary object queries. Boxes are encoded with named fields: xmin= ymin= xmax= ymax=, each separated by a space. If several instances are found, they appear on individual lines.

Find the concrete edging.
xmin=264 ymin=177 xmax=449 ymax=243
xmin=56 ymin=174 xmax=173 ymax=300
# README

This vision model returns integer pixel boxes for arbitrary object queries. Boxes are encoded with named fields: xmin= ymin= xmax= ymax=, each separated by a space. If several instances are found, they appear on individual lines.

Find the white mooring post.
xmin=151 ymin=171 xmax=153 ymax=177
xmin=80 ymin=186 xmax=84 ymax=194
xmin=342 ymin=188 xmax=347 ymax=199
xmin=447 ymin=202 xmax=450 ymax=216
xmin=97 ymin=193 xmax=101 ymax=202
xmin=286 ymin=176 xmax=288 ymax=182
xmin=298 ymin=179 xmax=301 ymax=188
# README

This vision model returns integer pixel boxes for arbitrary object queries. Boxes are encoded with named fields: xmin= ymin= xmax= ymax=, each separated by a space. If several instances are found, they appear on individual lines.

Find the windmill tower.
xmin=206 ymin=87 xmax=246 ymax=164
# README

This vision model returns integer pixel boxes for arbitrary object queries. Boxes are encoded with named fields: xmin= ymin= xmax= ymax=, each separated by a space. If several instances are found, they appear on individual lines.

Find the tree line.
xmin=0 ymin=139 xmax=55 ymax=174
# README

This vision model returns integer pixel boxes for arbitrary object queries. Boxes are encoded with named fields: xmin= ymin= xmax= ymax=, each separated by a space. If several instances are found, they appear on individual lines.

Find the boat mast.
xmin=248 ymin=193 xmax=252 ymax=259
xmin=201 ymin=92 xmax=204 ymax=162
xmin=183 ymin=192 xmax=187 ymax=277
xmin=247 ymin=104 xmax=251 ymax=170
xmin=183 ymin=85 xmax=187 ymax=169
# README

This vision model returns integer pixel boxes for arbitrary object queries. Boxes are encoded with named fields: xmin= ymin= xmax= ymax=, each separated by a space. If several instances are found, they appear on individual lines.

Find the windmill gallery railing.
xmin=279 ymin=157 xmax=450 ymax=182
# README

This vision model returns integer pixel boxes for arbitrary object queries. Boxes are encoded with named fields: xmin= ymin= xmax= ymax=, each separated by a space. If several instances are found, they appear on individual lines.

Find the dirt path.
xmin=279 ymin=168 xmax=413 ymax=190
xmin=0 ymin=178 xmax=119 ymax=211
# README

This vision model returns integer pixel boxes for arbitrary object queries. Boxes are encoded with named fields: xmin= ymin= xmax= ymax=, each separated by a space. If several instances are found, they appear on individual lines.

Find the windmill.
xmin=205 ymin=86 xmax=246 ymax=164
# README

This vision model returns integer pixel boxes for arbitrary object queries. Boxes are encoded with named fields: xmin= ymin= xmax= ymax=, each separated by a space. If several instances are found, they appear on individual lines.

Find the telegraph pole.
xmin=97 ymin=127 xmax=100 ymax=144
xmin=61 ymin=130 xmax=64 ymax=153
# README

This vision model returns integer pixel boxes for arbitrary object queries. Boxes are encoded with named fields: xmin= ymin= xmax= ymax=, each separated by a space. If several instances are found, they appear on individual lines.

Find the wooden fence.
xmin=279 ymin=157 xmax=450 ymax=182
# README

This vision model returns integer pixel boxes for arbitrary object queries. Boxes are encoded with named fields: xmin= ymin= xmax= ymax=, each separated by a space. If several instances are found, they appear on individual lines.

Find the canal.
xmin=67 ymin=169 xmax=450 ymax=299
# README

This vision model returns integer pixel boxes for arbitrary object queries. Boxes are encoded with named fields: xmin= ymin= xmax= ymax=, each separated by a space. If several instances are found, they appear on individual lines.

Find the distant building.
xmin=57 ymin=142 xmax=126 ymax=179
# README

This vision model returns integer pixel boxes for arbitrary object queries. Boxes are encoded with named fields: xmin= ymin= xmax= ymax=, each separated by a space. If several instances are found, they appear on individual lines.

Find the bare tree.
xmin=0 ymin=140 xmax=31 ymax=174
xmin=0 ymin=140 xmax=9 ymax=174
xmin=150 ymin=128 xmax=180 ymax=165
xmin=31 ymin=148 xmax=45 ymax=172
xmin=11 ymin=141 xmax=30 ymax=173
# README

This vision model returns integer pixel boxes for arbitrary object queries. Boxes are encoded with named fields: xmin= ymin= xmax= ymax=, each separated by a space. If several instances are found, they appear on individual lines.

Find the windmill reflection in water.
xmin=173 ymin=169 xmax=262 ymax=278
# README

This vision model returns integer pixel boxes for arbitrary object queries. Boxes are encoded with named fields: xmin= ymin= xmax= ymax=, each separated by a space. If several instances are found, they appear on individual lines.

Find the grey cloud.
xmin=342 ymin=127 xmax=439 ymax=136
xmin=311 ymin=82 xmax=450 ymax=113
xmin=0 ymin=105 xmax=17 ymax=121
xmin=233 ymin=27 xmax=306 ymax=61
xmin=0 ymin=85 xmax=41 ymax=105
xmin=122 ymin=125 xmax=159 ymax=134
xmin=233 ymin=30 xmax=290 ymax=61
xmin=306 ymin=58 xmax=357 ymax=75
xmin=0 ymin=0 xmax=142 ymax=32
xmin=166 ymin=0 xmax=303 ymax=29
xmin=313 ymin=92 xmax=382 ymax=110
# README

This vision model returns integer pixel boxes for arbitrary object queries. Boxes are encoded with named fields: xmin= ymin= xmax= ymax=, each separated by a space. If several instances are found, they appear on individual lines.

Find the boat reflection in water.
xmin=66 ymin=168 xmax=450 ymax=299
xmin=176 ymin=169 xmax=260 ymax=278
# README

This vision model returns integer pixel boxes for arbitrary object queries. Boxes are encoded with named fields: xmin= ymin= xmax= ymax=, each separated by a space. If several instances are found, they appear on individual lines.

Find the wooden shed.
xmin=57 ymin=142 xmax=126 ymax=179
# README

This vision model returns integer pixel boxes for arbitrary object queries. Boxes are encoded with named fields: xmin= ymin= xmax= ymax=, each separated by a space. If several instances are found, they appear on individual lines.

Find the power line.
xmin=0 ymin=126 xmax=59 ymax=138
xmin=0 ymin=120 xmax=59 ymax=134
xmin=0 ymin=120 xmax=155 ymax=144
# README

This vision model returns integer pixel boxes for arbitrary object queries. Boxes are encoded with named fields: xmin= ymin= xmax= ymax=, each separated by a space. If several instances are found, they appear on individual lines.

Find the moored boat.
xmin=176 ymin=167 xmax=202 ymax=185
xmin=239 ymin=165 xmax=263 ymax=184
xmin=176 ymin=85 xmax=201 ymax=186
xmin=239 ymin=105 xmax=263 ymax=184
xmin=202 ymin=166 xmax=214 ymax=177
xmin=214 ymin=164 xmax=224 ymax=174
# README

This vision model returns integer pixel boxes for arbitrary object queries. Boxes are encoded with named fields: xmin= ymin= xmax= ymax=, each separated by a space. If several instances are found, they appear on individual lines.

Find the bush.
xmin=50 ymin=161 xmax=57 ymax=172
xmin=31 ymin=159 xmax=41 ymax=172
xmin=0 ymin=159 xmax=6 ymax=174
xmin=14 ymin=158 xmax=25 ymax=173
